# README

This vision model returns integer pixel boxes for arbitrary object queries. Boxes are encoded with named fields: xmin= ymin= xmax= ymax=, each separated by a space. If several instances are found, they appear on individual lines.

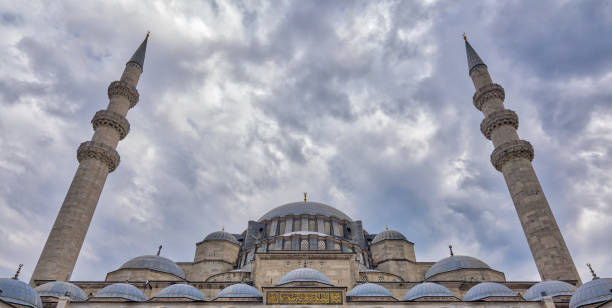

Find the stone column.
xmin=465 ymin=39 xmax=581 ymax=283
xmin=30 ymin=34 xmax=148 ymax=284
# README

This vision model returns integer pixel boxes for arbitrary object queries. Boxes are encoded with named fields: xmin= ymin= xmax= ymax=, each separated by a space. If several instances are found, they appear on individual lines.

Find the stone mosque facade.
xmin=1 ymin=33 xmax=611 ymax=308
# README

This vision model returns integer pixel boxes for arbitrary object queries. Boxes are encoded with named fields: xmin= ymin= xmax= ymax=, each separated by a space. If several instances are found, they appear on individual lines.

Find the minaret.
xmin=464 ymin=36 xmax=581 ymax=283
xmin=30 ymin=33 xmax=149 ymax=284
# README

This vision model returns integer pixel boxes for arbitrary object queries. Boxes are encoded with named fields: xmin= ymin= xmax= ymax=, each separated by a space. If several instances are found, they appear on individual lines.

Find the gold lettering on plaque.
xmin=266 ymin=291 xmax=343 ymax=304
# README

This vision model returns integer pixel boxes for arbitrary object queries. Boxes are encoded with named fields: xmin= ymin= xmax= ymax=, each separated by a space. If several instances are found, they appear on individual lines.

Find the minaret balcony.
xmin=490 ymin=140 xmax=534 ymax=172
xmin=480 ymin=109 xmax=519 ymax=140
xmin=473 ymin=83 xmax=504 ymax=111
xmin=77 ymin=141 xmax=120 ymax=172
xmin=91 ymin=110 xmax=131 ymax=140
xmin=108 ymin=81 xmax=139 ymax=108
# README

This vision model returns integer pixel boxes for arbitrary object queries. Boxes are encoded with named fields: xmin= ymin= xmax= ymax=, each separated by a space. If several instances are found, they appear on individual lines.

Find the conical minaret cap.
xmin=127 ymin=32 xmax=149 ymax=70
xmin=465 ymin=38 xmax=486 ymax=74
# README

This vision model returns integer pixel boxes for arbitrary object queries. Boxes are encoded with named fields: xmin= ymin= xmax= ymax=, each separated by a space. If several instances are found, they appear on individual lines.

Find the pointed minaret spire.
xmin=127 ymin=31 xmax=149 ymax=71
xmin=464 ymin=38 xmax=581 ymax=284
xmin=464 ymin=35 xmax=487 ymax=76
xmin=31 ymin=33 xmax=149 ymax=285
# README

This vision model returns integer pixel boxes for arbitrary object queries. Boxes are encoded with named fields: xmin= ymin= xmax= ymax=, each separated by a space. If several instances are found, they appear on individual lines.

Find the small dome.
xmin=524 ymin=280 xmax=577 ymax=301
xmin=204 ymin=231 xmax=239 ymax=245
xmin=94 ymin=283 xmax=146 ymax=301
xmin=425 ymin=255 xmax=490 ymax=279
xmin=348 ymin=283 xmax=392 ymax=297
xmin=155 ymin=284 xmax=205 ymax=301
xmin=372 ymin=230 xmax=407 ymax=244
xmin=404 ymin=282 xmax=455 ymax=301
xmin=35 ymin=281 xmax=87 ymax=301
xmin=120 ymin=255 xmax=186 ymax=279
xmin=463 ymin=282 xmax=516 ymax=301
xmin=569 ymin=278 xmax=612 ymax=308
xmin=259 ymin=201 xmax=352 ymax=222
xmin=216 ymin=283 xmax=262 ymax=298
xmin=277 ymin=268 xmax=332 ymax=286
xmin=0 ymin=278 xmax=42 ymax=308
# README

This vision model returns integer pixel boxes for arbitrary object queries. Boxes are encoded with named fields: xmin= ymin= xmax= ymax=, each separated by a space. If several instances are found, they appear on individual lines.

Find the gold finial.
xmin=449 ymin=245 xmax=454 ymax=256
xmin=13 ymin=264 xmax=23 ymax=280
xmin=157 ymin=245 xmax=162 ymax=256
xmin=587 ymin=263 xmax=599 ymax=280
xmin=221 ymin=226 xmax=225 ymax=232
xmin=146 ymin=31 xmax=150 ymax=38
xmin=385 ymin=225 xmax=389 ymax=231
xmin=304 ymin=192 xmax=307 ymax=202
xmin=462 ymin=33 xmax=467 ymax=41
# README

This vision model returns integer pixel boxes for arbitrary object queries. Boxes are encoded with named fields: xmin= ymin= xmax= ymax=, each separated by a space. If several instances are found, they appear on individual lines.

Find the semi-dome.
xmin=94 ymin=283 xmax=146 ymax=301
xmin=524 ymin=280 xmax=577 ymax=301
xmin=35 ymin=281 xmax=88 ymax=301
xmin=463 ymin=282 xmax=516 ymax=301
xmin=216 ymin=283 xmax=262 ymax=298
xmin=348 ymin=283 xmax=392 ymax=297
xmin=155 ymin=284 xmax=206 ymax=301
xmin=259 ymin=201 xmax=352 ymax=222
xmin=372 ymin=229 xmax=407 ymax=244
xmin=425 ymin=255 xmax=490 ymax=279
xmin=120 ymin=255 xmax=186 ymax=279
xmin=404 ymin=282 xmax=455 ymax=301
xmin=203 ymin=231 xmax=239 ymax=245
xmin=0 ymin=278 xmax=42 ymax=308
xmin=569 ymin=278 xmax=612 ymax=308
xmin=277 ymin=268 xmax=333 ymax=286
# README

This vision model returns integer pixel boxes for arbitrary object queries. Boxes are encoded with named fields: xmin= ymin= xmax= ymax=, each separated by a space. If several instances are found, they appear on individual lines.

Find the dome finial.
xmin=462 ymin=32 xmax=467 ymax=41
xmin=146 ymin=30 xmax=150 ymax=38
xmin=448 ymin=245 xmax=454 ymax=256
xmin=12 ymin=264 xmax=23 ymax=280
xmin=385 ymin=225 xmax=389 ymax=231
xmin=221 ymin=226 xmax=225 ymax=232
xmin=587 ymin=263 xmax=599 ymax=280
xmin=157 ymin=245 xmax=162 ymax=256
xmin=304 ymin=192 xmax=307 ymax=202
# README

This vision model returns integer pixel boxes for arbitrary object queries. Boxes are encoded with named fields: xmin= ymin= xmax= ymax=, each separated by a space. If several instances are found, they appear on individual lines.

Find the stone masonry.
xmin=465 ymin=38 xmax=581 ymax=283
xmin=29 ymin=34 xmax=149 ymax=284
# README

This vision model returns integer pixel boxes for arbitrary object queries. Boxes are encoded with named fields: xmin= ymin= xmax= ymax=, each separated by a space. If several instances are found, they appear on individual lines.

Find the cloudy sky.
xmin=1 ymin=0 xmax=611 ymax=283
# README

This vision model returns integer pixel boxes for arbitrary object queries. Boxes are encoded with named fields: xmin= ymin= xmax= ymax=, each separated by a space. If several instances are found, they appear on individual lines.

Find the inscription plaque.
xmin=266 ymin=291 xmax=343 ymax=305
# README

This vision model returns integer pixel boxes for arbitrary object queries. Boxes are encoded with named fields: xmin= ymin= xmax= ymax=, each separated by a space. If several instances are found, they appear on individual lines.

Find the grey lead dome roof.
xmin=425 ymin=255 xmax=490 ymax=279
xmin=259 ymin=202 xmax=352 ymax=222
xmin=155 ymin=284 xmax=206 ymax=301
xmin=93 ymin=283 xmax=146 ymax=301
xmin=569 ymin=278 xmax=612 ymax=308
xmin=277 ymin=268 xmax=333 ymax=286
xmin=120 ymin=255 xmax=186 ymax=279
xmin=0 ymin=278 xmax=42 ymax=308
xmin=524 ymin=280 xmax=577 ymax=301
xmin=216 ymin=283 xmax=262 ymax=298
xmin=204 ymin=231 xmax=239 ymax=245
xmin=372 ymin=230 xmax=407 ymax=244
xmin=35 ymin=281 xmax=88 ymax=301
xmin=463 ymin=282 xmax=516 ymax=301
xmin=404 ymin=282 xmax=455 ymax=300
xmin=348 ymin=283 xmax=392 ymax=297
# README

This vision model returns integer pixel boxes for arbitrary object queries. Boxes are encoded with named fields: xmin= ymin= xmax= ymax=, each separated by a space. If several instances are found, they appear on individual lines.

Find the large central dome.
xmin=259 ymin=201 xmax=352 ymax=222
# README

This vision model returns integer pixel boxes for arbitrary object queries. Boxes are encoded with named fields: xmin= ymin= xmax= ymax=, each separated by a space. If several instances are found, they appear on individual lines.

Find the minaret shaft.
xmin=30 ymin=36 xmax=147 ymax=284
xmin=467 ymin=43 xmax=581 ymax=283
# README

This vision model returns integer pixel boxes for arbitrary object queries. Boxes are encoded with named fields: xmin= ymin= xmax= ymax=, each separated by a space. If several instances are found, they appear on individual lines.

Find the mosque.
xmin=0 ymin=33 xmax=610 ymax=308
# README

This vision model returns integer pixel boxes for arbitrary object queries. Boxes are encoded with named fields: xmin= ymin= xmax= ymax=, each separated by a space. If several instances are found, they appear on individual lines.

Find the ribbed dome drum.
xmin=35 ymin=281 xmax=88 ymax=301
xmin=524 ymin=280 xmax=577 ymax=301
xmin=259 ymin=202 xmax=351 ymax=222
xmin=120 ymin=255 xmax=186 ymax=279
xmin=155 ymin=284 xmax=205 ymax=301
xmin=93 ymin=283 xmax=146 ymax=301
xmin=0 ymin=278 xmax=42 ymax=308
xmin=463 ymin=282 xmax=516 ymax=301
xmin=404 ymin=282 xmax=455 ymax=300
xmin=348 ymin=283 xmax=392 ymax=297
xmin=569 ymin=278 xmax=612 ymax=308
xmin=372 ymin=230 xmax=407 ymax=244
xmin=277 ymin=268 xmax=332 ymax=286
xmin=425 ymin=255 xmax=490 ymax=279
xmin=216 ymin=283 xmax=262 ymax=298
xmin=203 ymin=231 xmax=239 ymax=245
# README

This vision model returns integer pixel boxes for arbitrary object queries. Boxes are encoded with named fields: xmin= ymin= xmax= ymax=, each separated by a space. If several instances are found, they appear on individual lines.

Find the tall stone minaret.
xmin=30 ymin=33 xmax=149 ymax=284
xmin=464 ymin=36 xmax=581 ymax=283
